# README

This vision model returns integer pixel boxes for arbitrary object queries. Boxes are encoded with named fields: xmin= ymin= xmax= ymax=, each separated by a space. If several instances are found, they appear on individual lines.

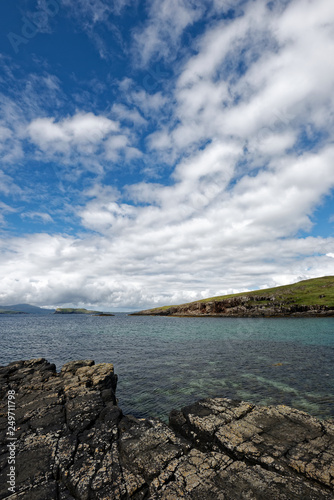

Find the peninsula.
xmin=132 ymin=276 xmax=334 ymax=317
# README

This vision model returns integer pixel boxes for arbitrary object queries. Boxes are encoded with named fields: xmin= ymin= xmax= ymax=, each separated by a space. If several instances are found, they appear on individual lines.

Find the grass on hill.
xmin=144 ymin=276 xmax=334 ymax=312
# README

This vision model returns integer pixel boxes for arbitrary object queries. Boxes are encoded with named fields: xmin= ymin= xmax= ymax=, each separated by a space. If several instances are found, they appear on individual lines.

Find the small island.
xmin=93 ymin=313 xmax=115 ymax=317
xmin=54 ymin=308 xmax=114 ymax=316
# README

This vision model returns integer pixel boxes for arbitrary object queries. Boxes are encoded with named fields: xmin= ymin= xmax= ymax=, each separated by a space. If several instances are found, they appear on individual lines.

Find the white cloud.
xmin=0 ymin=171 xmax=23 ymax=197
xmin=21 ymin=212 xmax=54 ymax=223
xmin=60 ymin=0 xmax=132 ymax=59
xmin=61 ymin=0 xmax=131 ymax=22
xmin=0 ymin=202 xmax=17 ymax=226
xmin=0 ymin=70 xmax=64 ymax=165
xmin=111 ymin=103 xmax=147 ymax=126
xmin=27 ymin=111 xmax=142 ymax=171
xmin=132 ymin=0 xmax=206 ymax=65
xmin=1 ymin=0 xmax=334 ymax=309
xmin=159 ymin=0 xmax=334 ymax=161
xmin=130 ymin=89 xmax=168 ymax=117
xmin=1 ymin=224 xmax=333 ymax=309
xmin=28 ymin=113 xmax=119 ymax=152
xmin=0 ymin=125 xmax=12 ymax=142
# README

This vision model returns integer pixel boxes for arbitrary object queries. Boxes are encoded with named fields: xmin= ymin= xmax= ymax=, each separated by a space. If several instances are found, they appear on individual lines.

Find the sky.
xmin=0 ymin=0 xmax=334 ymax=311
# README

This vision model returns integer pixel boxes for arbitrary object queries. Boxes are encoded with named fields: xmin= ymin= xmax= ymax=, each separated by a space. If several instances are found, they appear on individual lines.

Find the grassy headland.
xmin=132 ymin=276 xmax=334 ymax=317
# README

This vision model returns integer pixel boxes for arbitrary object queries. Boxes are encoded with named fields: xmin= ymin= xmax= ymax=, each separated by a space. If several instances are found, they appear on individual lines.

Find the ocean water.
xmin=0 ymin=314 xmax=333 ymax=422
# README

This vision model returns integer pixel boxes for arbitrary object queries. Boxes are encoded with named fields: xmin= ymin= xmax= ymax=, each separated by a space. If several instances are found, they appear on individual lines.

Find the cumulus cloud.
xmin=1 ymin=0 xmax=334 ymax=309
xmin=26 ymin=112 xmax=142 ymax=171
xmin=0 ymin=68 xmax=65 ymax=166
xmin=132 ymin=0 xmax=206 ymax=66
xmin=28 ymin=113 xmax=119 ymax=152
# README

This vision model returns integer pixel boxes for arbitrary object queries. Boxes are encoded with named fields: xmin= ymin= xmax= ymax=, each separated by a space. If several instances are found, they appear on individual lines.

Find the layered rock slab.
xmin=169 ymin=398 xmax=334 ymax=499
xmin=0 ymin=359 xmax=333 ymax=499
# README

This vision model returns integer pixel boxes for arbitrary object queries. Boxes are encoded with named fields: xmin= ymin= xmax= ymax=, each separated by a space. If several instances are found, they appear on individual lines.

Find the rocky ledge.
xmin=133 ymin=296 xmax=334 ymax=317
xmin=0 ymin=359 xmax=333 ymax=499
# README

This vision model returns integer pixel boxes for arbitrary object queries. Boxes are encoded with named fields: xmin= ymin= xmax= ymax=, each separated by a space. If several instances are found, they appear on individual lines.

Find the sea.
xmin=0 ymin=314 xmax=333 ymax=422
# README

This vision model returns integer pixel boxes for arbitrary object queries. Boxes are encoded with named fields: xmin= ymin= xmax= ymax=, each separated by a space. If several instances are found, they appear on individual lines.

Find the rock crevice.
xmin=0 ymin=359 xmax=333 ymax=499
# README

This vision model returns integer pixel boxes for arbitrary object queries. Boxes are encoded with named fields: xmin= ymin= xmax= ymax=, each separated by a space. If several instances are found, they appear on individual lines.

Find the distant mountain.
xmin=0 ymin=304 xmax=55 ymax=314
xmin=0 ymin=309 xmax=25 ymax=314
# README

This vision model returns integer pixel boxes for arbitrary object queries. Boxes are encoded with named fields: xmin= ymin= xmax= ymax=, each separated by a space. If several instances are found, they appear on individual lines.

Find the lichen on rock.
xmin=0 ymin=359 xmax=333 ymax=499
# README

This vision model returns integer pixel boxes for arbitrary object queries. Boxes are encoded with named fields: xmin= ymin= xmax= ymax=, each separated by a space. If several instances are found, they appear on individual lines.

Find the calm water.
xmin=0 ymin=314 xmax=333 ymax=421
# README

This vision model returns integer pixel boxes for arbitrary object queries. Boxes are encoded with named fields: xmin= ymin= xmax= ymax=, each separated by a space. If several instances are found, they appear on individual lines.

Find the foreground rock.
xmin=0 ymin=359 xmax=333 ymax=499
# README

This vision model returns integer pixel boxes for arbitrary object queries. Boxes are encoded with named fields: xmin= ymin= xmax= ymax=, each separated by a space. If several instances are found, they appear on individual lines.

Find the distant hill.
xmin=0 ymin=309 xmax=25 ymax=315
xmin=0 ymin=304 xmax=55 ymax=314
xmin=132 ymin=276 xmax=334 ymax=317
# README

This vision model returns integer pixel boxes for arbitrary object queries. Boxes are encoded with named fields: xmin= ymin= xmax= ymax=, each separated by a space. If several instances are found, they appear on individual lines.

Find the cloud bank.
xmin=0 ymin=0 xmax=334 ymax=310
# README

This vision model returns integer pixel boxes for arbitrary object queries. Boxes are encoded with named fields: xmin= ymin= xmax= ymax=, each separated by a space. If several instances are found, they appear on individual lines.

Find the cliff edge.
xmin=132 ymin=276 xmax=334 ymax=317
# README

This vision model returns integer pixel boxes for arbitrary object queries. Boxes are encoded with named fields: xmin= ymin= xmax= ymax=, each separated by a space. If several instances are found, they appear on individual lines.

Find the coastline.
xmin=0 ymin=358 xmax=333 ymax=499
xmin=132 ymin=298 xmax=334 ymax=318
xmin=132 ymin=276 xmax=334 ymax=318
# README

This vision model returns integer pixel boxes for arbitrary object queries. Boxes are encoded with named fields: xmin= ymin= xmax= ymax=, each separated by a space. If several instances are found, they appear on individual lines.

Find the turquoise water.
xmin=0 ymin=314 xmax=333 ymax=421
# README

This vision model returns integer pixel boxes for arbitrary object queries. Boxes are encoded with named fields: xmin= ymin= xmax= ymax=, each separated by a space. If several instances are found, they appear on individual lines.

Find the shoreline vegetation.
xmin=132 ymin=276 xmax=334 ymax=317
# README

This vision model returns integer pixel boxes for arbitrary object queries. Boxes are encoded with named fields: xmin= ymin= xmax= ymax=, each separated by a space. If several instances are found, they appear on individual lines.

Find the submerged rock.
xmin=0 ymin=359 xmax=333 ymax=499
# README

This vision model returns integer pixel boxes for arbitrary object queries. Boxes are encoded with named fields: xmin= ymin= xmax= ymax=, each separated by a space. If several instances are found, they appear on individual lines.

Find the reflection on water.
xmin=0 ymin=314 xmax=333 ymax=421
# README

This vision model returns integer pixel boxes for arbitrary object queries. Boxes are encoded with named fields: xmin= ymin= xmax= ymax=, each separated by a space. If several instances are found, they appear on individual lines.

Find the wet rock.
xmin=0 ymin=359 xmax=333 ymax=499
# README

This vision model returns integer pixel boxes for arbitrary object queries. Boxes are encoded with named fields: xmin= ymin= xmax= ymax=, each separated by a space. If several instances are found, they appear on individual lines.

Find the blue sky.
xmin=0 ymin=0 xmax=334 ymax=311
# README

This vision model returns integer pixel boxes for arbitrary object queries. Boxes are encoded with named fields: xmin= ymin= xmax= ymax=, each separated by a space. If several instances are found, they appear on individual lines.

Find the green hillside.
xmin=137 ymin=276 xmax=334 ymax=314
xmin=190 ymin=275 xmax=334 ymax=306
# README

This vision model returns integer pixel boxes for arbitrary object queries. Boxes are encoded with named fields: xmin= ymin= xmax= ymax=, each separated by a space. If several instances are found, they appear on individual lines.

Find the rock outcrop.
xmin=0 ymin=359 xmax=333 ymax=499
xmin=134 ymin=295 xmax=334 ymax=317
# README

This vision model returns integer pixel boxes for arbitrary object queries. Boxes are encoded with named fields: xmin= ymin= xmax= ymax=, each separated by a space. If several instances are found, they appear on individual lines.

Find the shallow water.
xmin=0 ymin=314 xmax=333 ymax=421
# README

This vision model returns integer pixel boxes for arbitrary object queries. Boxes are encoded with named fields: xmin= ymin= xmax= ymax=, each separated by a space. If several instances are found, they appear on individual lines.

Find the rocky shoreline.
xmin=133 ymin=295 xmax=334 ymax=317
xmin=0 ymin=359 xmax=333 ymax=499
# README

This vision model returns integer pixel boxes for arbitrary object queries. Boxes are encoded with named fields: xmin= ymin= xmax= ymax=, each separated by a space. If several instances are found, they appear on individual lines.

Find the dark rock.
xmin=0 ymin=359 xmax=333 ymax=499
xmin=169 ymin=397 xmax=334 ymax=499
